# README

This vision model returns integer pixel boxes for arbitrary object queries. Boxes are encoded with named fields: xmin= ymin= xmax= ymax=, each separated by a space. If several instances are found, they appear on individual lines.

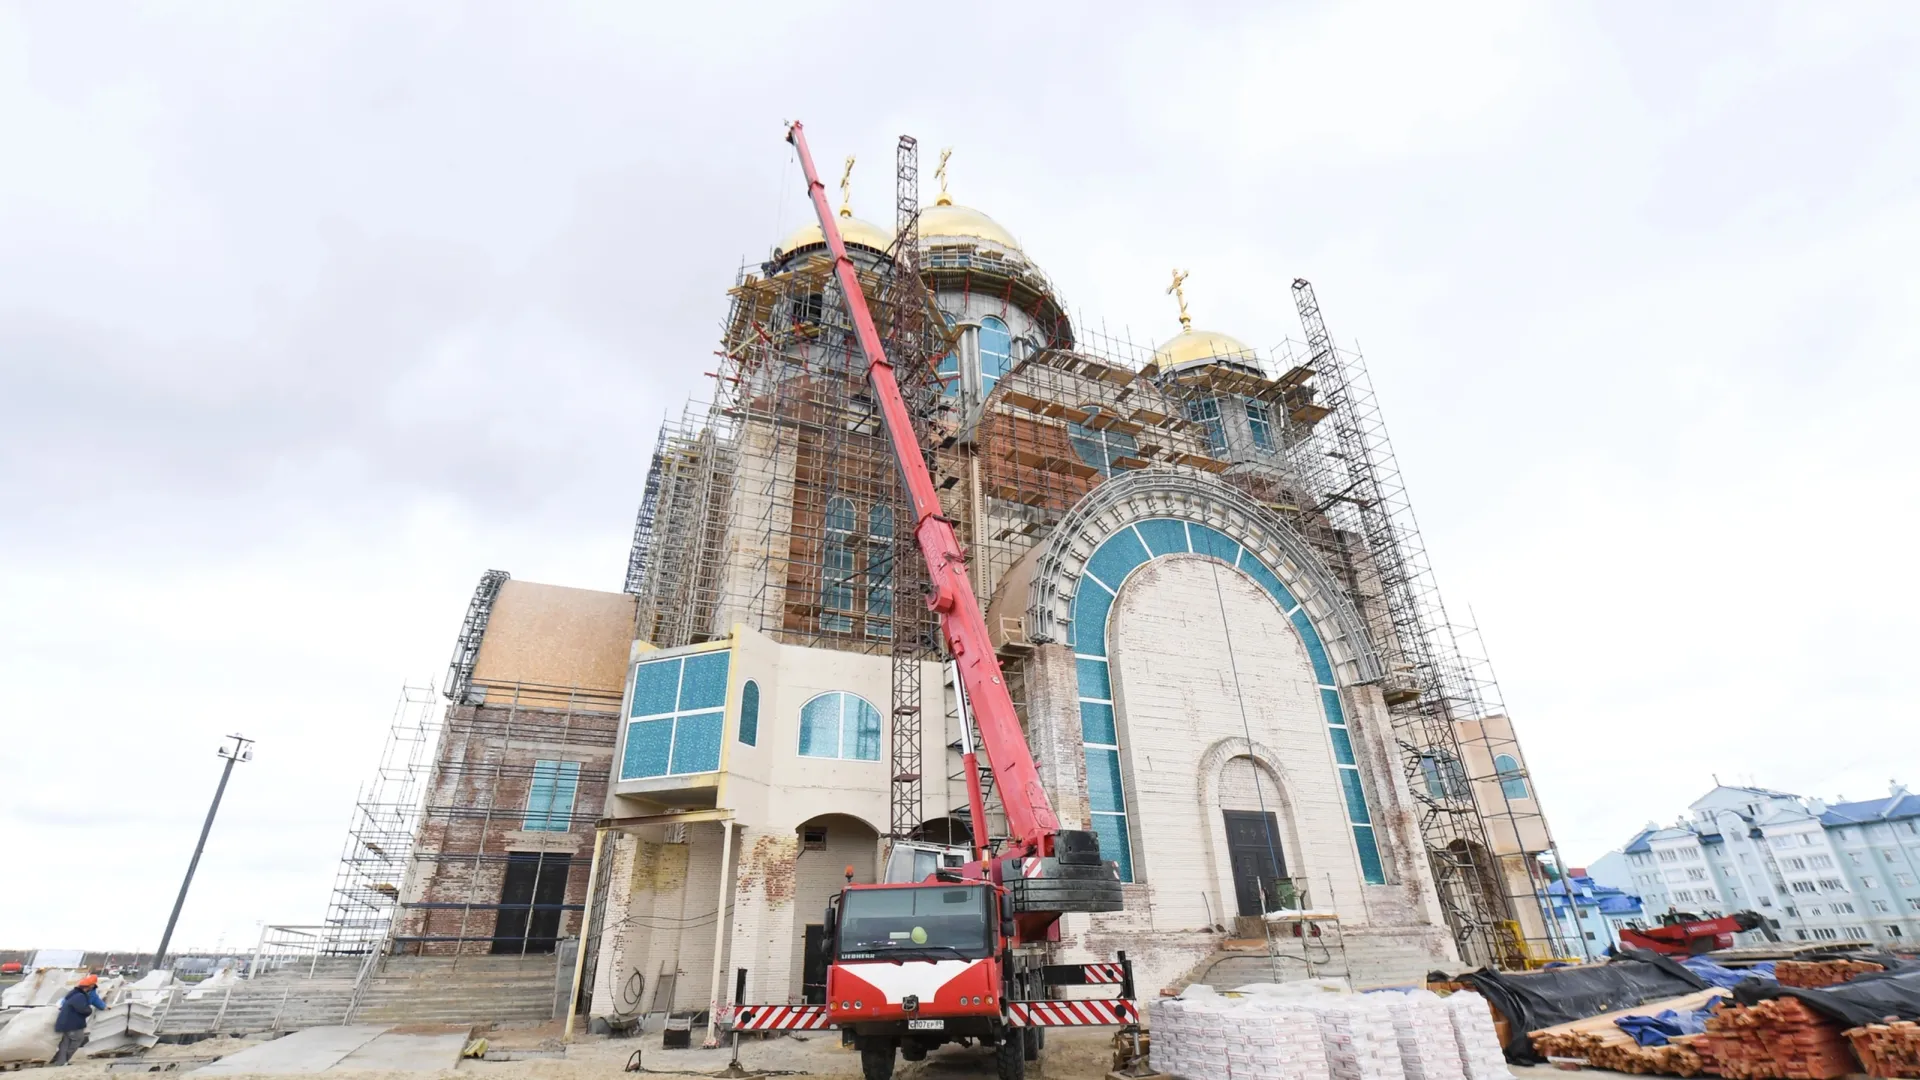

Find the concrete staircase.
xmin=153 ymin=954 xmax=561 ymax=1035
xmin=156 ymin=958 xmax=363 ymax=1035
xmin=353 ymin=955 xmax=559 ymax=1027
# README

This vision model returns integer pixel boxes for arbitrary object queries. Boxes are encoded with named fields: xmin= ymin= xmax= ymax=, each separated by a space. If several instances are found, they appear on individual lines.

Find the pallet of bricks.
xmin=1528 ymin=988 xmax=1726 ymax=1077
xmin=1676 ymin=998 xmax=1859 ymax=1080
xmin=1845 ymin=1020 xmax=1920 ymax=1078
xmin=1775 ymin=960 xmax=1884 ymax=989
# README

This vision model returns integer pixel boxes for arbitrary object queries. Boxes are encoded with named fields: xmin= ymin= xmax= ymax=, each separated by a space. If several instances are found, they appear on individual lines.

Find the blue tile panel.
xmin=1069 ymin=517 xmax=1385 ymax=885
xmin=622 ymin=649 xmax=732 ymax=779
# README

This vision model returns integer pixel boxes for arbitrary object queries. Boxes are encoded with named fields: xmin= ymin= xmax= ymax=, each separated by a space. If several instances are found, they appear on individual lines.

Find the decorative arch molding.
xmin=1025 ymin=468 xmax=1382 ymax=685
xmin=1194 ymin=740 xmax=1310 ymax=913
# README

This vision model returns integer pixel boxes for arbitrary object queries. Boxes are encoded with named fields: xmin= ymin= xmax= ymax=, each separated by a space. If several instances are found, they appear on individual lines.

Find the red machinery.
xmin=725 ymin=123 xmax=1131 ymax=1080
xmin=1619 ymin=910 xmax=1778 ymax=956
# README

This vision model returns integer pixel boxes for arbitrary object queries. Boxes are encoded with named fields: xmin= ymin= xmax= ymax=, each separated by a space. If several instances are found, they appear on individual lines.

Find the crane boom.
xmin=786 ymin=121 xmax=1060 ymax=857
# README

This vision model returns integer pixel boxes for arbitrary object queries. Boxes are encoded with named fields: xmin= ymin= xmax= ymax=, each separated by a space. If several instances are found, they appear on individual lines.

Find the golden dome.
xmin=1152 ymin=328 xmax=1261 ymax=372
xmin=775 ymin=211 xmax=894 ymax=257
xmin=919 ymin=202 xmax=1022 ymax=251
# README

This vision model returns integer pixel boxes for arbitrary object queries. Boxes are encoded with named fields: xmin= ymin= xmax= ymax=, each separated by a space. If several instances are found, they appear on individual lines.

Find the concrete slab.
xmin=334 ymin=1032 xmax=467 ymax=1071
xmin=190 ymin=1026 xmax=388 ymax=1074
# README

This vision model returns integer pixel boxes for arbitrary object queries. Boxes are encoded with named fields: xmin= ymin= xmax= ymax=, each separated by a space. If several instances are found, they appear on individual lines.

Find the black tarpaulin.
xmin=1731 ymin=966 xmax=1920 ymax=1029
xmin=1459 ymin=949 xmax=1712 ymax=1063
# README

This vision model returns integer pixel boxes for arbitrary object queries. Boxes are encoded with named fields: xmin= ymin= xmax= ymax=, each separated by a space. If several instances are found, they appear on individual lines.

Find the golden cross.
xmin=935 ymin=147 xmax=953 ymax=206
xmin=1167 ymin=268 xmax=1192 ymax=331
xmin=838 ymin=155 xmax=855 ymax=217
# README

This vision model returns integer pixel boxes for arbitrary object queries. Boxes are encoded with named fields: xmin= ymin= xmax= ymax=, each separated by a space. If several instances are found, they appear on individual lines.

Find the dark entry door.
xmin=493 ymin=852 xmax=572 ymax=954
xmin=1222 ymin=811 xmax=1288 ymax=917
xmin=801 ymin=925 xmax=828 ymax=1004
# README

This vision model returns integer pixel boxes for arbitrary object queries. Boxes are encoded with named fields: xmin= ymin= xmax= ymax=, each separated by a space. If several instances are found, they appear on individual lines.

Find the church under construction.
xmin=324 ymin=136 xmax=1584 ymax=1025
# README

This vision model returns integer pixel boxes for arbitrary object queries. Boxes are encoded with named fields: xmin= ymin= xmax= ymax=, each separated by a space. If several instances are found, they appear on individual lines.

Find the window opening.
xmin=739 ymin=680 xmax=760 ymax=746
xmin=1184 ymin=397 xmax=1226 ymax=453
xmin=1494 ymin=754 xmax=1530 ymax=799
xmin=1244 ymin=399 xmax=1274 ymax=450
xmin=798 ymin=691 xmax=883 ymax=761
xmin=523 ymin=760 xmax=581 ymax=832
xmin=979 ymin=315 xmax=1011 ymax=398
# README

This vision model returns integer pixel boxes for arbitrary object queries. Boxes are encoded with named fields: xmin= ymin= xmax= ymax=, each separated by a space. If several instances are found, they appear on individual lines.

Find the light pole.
xmin=154 ymin=734 xmax=253 ymax=972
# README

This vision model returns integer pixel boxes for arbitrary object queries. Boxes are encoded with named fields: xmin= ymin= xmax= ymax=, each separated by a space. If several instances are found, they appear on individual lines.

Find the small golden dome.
xmin=1152 ymin=328 xmax=1261 ymax=372
xmin=775 ymin=211 xmax=894 ymax=258
xmin=919 ymin=202 xmax=1022 ymax=251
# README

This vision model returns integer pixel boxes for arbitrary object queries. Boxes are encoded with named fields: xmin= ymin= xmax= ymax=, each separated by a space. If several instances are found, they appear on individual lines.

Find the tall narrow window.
xmin=1244 ymin=399 xmax=1275 ymax=450
xmin=738 ymin=680 xmax=760 ymax=747
xmin=866 ymin=504 xmax=894 ymax=639
xmin=936 ymin=311 xmax=959 ymax=398
xmin=1185 ymin=397 xmax=1226 ymax=453
xmin=822 ymin=496 xmax=856 ymax=632
xmin=1495 ymin=754 xmax=1530 ymax=799
xmin=979 ymin=316 xmax=1012 ymax=398
xmin=524 ymin=760 xmax=581 ymax=831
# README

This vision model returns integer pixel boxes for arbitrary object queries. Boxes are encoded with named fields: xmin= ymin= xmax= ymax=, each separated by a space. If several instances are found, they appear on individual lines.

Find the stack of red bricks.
xmin=1776 ymin=959 xmax=1885 ymax=989
xmin=1678 ymin=998 xmax=1858 ymax=1079
xmin=1844 ymin=1020 xmax=1920 ymax=1077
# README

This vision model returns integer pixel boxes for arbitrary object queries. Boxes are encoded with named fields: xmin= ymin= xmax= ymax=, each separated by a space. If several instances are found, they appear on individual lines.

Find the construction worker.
xmin=51 ymin=974 xmax=106 ymax=1066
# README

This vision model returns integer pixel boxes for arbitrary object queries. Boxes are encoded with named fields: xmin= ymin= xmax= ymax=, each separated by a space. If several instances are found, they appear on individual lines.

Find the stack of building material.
xmin=1148 ymin=991 xmax=1331 ymax=1080
xmin=1776 ymin=960 xmax=1884 ymax=989
xmin=1842 ymin=1021 xmax=1920 ymax=1077
xmin=1387 ymin=990 xmax=1466 ymax=1080
xmin=1303 ymin=995 xmax=1406 ymax=1080
xmin=1441 ymin=991 xmax=1512 ymax=1080
xmin=1681 ymin=998 xmax=1856 ymax=1079
xmin=78 ymin=1001 xmax=160 ymax=1057
xmin=1528 ymin=989 xmax=1726 ymax=1077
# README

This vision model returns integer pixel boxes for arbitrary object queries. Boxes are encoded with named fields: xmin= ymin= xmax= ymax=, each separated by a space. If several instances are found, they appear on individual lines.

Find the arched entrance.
xmin=790 ymin=813 xmax=879 ymax=1003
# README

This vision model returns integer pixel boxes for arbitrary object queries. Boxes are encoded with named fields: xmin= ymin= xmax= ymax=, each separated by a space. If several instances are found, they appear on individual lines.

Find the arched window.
xmin=822 ymin=496 xmax=856 ymax=632
xmin=798 ymin=692 xmax=883 ymax=761
xmin=866 ymin=504 xmax=894 ymax=639
xmin=1495 ymin=754 xmax=1530 ymax=800
xmin=979 ymin=316 xmax=1012 ymax=397
xmin=739 ymin=680 xmax=760 ymax=747
xmin=1066 ymin=406 xmax=1139 ymax=477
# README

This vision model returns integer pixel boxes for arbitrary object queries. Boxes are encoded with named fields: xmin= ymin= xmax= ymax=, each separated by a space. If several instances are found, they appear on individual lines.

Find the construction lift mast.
xmin=724 ymin=122 xmax=1132 ymax=1080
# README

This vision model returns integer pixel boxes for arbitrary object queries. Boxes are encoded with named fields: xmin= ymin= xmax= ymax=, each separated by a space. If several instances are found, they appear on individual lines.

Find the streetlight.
xmin=153 ymin=734 xmax=253 ymax=973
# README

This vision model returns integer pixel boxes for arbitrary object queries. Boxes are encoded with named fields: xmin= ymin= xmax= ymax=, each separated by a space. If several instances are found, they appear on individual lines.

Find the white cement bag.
xmin=1387 ymin=990 xmax=1466 ymax=1080
xmin=1302 ymin=994 xmax=1405 ymax=1080
xmin=1443 ymin=990 xmax=1513 ymax=1080
xmin=0 ymin=1006 xmax=61 ymax=1064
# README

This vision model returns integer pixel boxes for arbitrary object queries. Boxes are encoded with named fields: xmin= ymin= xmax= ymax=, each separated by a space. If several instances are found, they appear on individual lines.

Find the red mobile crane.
xmin=725 ymin=123 xmax=1131 ymax=1080
xmin=1619 ymin=910 xmax=1779 ymax=957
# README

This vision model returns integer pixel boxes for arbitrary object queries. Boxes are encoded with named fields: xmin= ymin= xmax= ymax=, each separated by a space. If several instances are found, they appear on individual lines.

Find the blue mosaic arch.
xmin=1069 ymin=517 xmax=1386 ymax=886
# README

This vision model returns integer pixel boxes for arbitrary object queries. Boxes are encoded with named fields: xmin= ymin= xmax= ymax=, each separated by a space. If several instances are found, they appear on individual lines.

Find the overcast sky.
xmin=4 ymin=2 xmax=1917 ymax=952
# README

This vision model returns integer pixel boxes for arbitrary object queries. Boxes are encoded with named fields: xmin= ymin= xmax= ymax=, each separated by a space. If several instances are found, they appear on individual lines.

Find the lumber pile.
xmin=1775 ymin=959 xmax=1884 ymax=989
xmin=1681 ymin=998 xmax=1856 ymax=1079
xmin=1844 ymin=1020 xmax=1920 ymax=1078
xmin=1528 ymin=989 xmax=1726 ymax=1077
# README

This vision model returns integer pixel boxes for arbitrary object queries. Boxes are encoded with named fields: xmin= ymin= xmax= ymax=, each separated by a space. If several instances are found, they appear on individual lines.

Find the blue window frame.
xmin=798 ymin=692 xmax=883 ymax=761
xmin=622 ymin=650 xmax=730 ymax=780
xmin=1495 ymin=754 xmax=1530 ymax=800
xmin=979 ymin=316 xmax=1012 ymax=397
xmin=1244 ymin=400 xmax=1274 ymax=450
xmin=866 ymin=504 xmax=894 ymax=639
xmin=822 ymin=496 xmax=856 ymax=632
xmin=1185 ymin=397 xmax=1226 ymax=453
xmin=739 ymin=680 xmax=760 ymax=747
xmin=1067 ymin=518 xmax=1385 ymax=885
xmin=937 ymin=311 xmax=960 ymax=397
xmin=524 ymin=760 xmax=580 ymax=831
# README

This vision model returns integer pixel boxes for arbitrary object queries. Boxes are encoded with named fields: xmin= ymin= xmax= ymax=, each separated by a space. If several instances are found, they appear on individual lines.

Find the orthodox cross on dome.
xmin=1167 ymin=268 xmax=1192 ymax=331
xmin=838 ymin=155 xmax=855 ymax=218
xmin=935 ymin=147 xmax=953 ymax=207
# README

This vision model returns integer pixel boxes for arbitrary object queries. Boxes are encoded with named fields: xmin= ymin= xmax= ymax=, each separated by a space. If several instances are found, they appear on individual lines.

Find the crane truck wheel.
xmin=859 ymin=1040 xmax=895 ymax=1080
xmin=995 ymin=1030 xmax=1027 ymax=1080
xmin=1023 ymin=1024 xmax=1041 ymax=1061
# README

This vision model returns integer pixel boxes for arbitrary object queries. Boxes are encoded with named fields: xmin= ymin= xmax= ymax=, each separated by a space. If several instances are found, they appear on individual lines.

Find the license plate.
xmin=907 ymin=1019 xmax=944 ymax=1031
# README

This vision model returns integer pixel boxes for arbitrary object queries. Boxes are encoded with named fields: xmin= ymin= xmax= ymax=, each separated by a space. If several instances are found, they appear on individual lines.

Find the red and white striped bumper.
xmin=728 ymin=1004 xmax=831 ymax=1031
xmin=1078 ymin=963 xmax=1125 ymax=984
xmin=1006 ymin=999 xmax=1138 ymax=1027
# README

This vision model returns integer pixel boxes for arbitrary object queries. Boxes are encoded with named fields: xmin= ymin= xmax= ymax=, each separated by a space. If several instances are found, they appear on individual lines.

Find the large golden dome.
xmin=775 ymin=210 xmax=894 ymax=257
xmin=1152 ymin=328 xmax=1261 ymax=372
xmin=918 ymin=199 xmax=1022 ymax=251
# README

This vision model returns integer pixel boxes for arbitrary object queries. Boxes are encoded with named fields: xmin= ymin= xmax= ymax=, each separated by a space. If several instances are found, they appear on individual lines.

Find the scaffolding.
xmin=322 ymin=684 xmax=442 ymax=955
xmin=1275 ymin=279 xmax=1581 ymax=967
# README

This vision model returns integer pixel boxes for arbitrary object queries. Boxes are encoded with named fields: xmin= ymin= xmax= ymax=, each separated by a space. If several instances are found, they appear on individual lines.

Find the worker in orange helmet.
xmin=51 ymin=974 xmax=106 ymax=1066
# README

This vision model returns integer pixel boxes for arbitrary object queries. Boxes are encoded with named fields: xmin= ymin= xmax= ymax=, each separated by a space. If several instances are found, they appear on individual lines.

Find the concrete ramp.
xmin=190 ymin=1026 xmax=389 ymax=1074
xmin=187 ymin=1026 xmax=463 ymax=1074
